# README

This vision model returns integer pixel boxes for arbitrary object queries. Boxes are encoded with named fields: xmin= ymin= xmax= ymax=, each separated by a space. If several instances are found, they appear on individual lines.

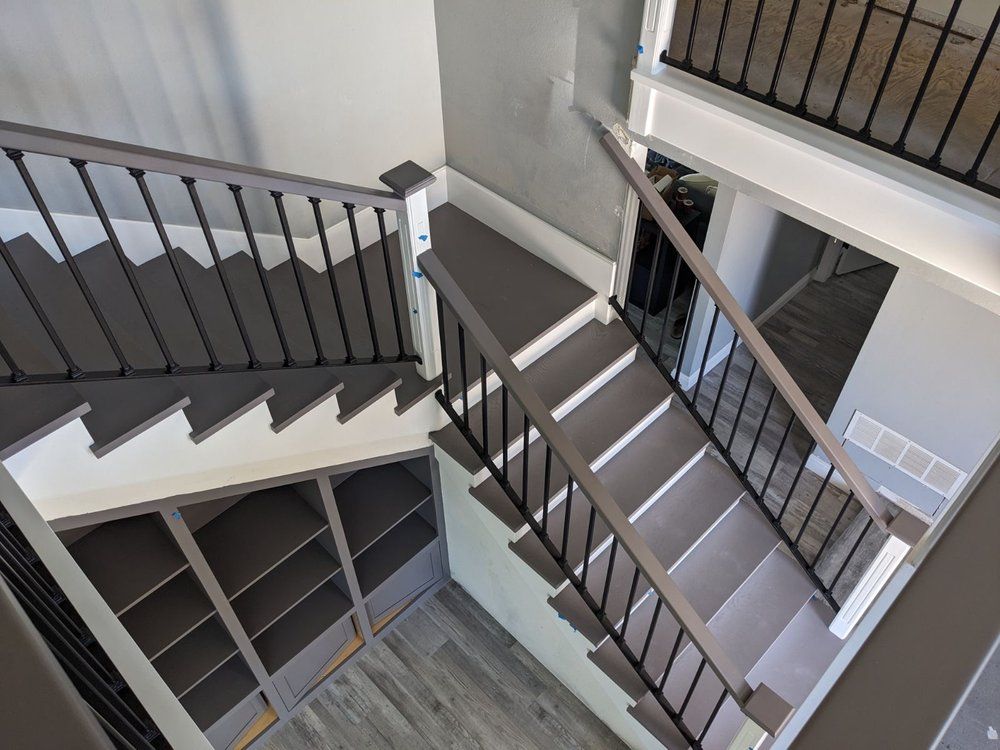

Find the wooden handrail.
xmin=0 ymin=120 xmax=405 ymax=211
xmin=600 ymin=130 xmax=929 ymax=546
xmin=419 ymin=250 xmax=794 ymax=737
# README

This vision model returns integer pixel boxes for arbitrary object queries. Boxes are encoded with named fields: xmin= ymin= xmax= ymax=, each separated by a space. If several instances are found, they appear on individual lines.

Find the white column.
xmin=830 ymin=534 xmax=911 ymax=639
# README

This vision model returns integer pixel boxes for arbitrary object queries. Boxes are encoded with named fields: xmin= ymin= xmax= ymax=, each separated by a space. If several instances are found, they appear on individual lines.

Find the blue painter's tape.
xmin=637 ymin=44 xmax=644 ymax=54
xmin=171 ymin=511 xmax=182 ymax=520
xmin=412 ymin=270 xmax=424 ymax=279
xmin=418 ymin=234 xmax=429 ymax=242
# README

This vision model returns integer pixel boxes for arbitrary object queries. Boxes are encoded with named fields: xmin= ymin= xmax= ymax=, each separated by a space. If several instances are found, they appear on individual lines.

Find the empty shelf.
xmin=252 ymin=581 xmax=352 ymax=675
xmin=152 ymin=617 xmax=239 ymax=698
xmin=119 ymin=572 xmax=215 ymax=659
xmin=355 ymin=513 xmax=437 ymax=597
xmin=194 ymin=485 xmax=328 ymax=598
xmin=69 ymin=515 xmax=187 ymax=615
xmin=180 ymin=655 xmax=258 ymax=731
xmin=232 ymin=541 xmax=342 ymax=639
xmin=335 ymin=463 xmax=433 ymax=558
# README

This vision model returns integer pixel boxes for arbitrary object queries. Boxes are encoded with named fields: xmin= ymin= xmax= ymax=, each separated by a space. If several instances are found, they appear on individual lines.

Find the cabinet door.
xmin=272 ymin=616 xmax=357 ymax=709
xmin=205 ymin=693 xmax=267 ymax=750
xmin=365 ymin=541 xmax=442 ymax=628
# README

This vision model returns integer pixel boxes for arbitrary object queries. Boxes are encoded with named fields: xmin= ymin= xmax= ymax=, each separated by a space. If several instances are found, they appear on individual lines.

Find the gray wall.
xmin=826 ymin=271 xmax=1000 ymax=516
xmin=433 ymin=0 xmax=644 ymax=259
xmin=0 ymin=0 xmax=445 ymax=236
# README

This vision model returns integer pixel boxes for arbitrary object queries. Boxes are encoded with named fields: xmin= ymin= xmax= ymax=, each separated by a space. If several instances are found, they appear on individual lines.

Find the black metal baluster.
xmin=623 ymin=215 xmax=645 ymax=307
xmin=272 ymin=192 xmax=327 ymax=366
xmin=658 ymin=627 xmax=686 ymax=692
xmin=814 ymin=492 xmax=854 ymax=566
xmin=966 ymin=110 xmax=1000 ymax=183
xmin=698 ymin=690 xmax=729 ymax=744
xmin=580 ymin=506 xmax=598 ymax=587
xmin=480 ymin=355 xmax=489 ymax=456
xmin=521 ymin=416 xmax=530 ymax=511
xmin=344 ymin=203 xmax=381 ymax=360
xmin=778 ymin=439 xmax=817 ymax=522
xmin=457 ymin=326 xmax=469 ymax=425
xmin=726 ymin=360 xmax=758 ymax=453
xmin=655 ymin=254 xmax=684 ymax=363
xmin=682 ymin=0 xmax=704 ymax=69
xmin=0 ymin=234 xmax=81 ymax=379
xmin=130 ymin=169 xmax=220 ymax=370
xmin=5 ymin=151 xmax=133 ymax=376
xmin=542 ymin=445 xmax=552 ymax=535
xmin=619 ymin=567 xmax=642 ymax=638
xmin=673 ymin=282 xmax=701 ymax=386
xmin=765 ymin=0 xmax=804 ymax=103
xmin=931 ymin=5 xmax=1000 ymax=166
xmin=893 ymin=0 xmax=962 ymax=153
xmin=708 ymin=335 xmax=739 ymax=431
xmin=502 ymin=386 xmax=509 ymax=480
xmin=0 ymin=336 xmax=26 ymax=382
xmin=639 ymin=230 xmax=664 ymax=339
xmin=74 ymin=160 xmax=179 ymax=374
xmin=679 ymin=658 xmax=707 ymax=717
xmin=309 ymin=198 xmax=354 ymax=362
xmin=183 ymin=178 xmax=259 ymax=369
xmin=692 ymin=306 xmax=720 ymax=409
xmin=709 ymin=0 xmax=736 ymax=80
xmin=436 ymin=296 xmax=450 ymax=401
xmin=827 ymin=0 xmax=877 ymax=125
xmin=599 ymin=538 xmax=618 ymax=616
xmin=229 ymin=185 xmax=294 ymax=367
xmin=640 ymin=598 xmax=663 ymax=666
xmin=374 ymin=208 xmax=407 ymax=358
xmin=743 ymin=384 xmax=777 ymax=476
xmin=829 ymin=517 xmax=874 ymax=590
xmin=761 ymin=414 xmax=796 ymax=501
xmin=736 ymin=0 xmax=767 ymax=91
xmin=795 ymin=0 xmax=840 ymax=114
xmin=860 ymin=0 xmax=919 ymax=139
xmin=560 ymin=479 xmax=575 ymax=563
xmin=794 ymin=465 xmax=835 ymax=546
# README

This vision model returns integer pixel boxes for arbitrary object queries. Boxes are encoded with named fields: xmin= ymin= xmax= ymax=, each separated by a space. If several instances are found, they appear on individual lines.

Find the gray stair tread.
xmin=181 ymin=372 xmax=274 ymax=443
xmin=333 ymin=364 xmax=402 ymax=423
xmin=151 ymin=616 xmax=239 ymax=698
xmin=590 ymin=500 xmax=780 ymax=699
xmin=512 ymin=404 xmax=707 ymax=587
xmin=119 ymin=571 xmax=215 ymax=659
xmin=217 ymin=252 xmax=287 ymax=363
xmin=0 ymin=384 xmax=90 ymax=461
xmin=260 ymin=366 xmax=344 ymax=432
xmin=702 ymin=600 xmax=842 ymax=750
xmin=550 ymin=454 xmax=746 ymax=644
xmin=471 ymin=357 xmax=673 ymax=531
xmin=389 ymin=363 xmax=441 ymax=414
xmin=68 ymin=515 xmax=188 ymax=616
xmin=431 ymin=319 xmax=637 ymax=473
xmin=627 ymin=693 xmax=691 ymax=750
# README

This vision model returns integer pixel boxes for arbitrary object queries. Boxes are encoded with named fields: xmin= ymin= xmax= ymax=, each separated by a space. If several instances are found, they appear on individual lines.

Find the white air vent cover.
xmin=845 ymin=411 xmax=967 ymax=498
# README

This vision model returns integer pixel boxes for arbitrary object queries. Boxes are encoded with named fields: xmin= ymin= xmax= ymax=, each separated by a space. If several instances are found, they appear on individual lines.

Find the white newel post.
xmin=829 ymin=533 xmax=911 ymax=639
xmin=380 ymin=162 xmax=442 ymax=382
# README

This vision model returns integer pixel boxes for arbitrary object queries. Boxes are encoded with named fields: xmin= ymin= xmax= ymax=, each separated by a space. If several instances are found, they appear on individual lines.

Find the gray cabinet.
xmin=204 ymin=692 xmax=268 ymax=750
xmin=366 ymin=541 xmax=443 ymax=628
xmin=272 ymin=615 xmax=358 ymax=709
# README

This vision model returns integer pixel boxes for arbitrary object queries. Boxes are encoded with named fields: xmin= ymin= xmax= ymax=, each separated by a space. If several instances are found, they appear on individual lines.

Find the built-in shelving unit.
xmin=56 ymin=451 xmax=448 ymax=750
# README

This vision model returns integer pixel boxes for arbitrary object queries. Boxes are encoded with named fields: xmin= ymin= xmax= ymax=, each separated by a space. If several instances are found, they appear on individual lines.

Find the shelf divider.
xmin=334 ymin=464 xmax=432 ymax=558
xmin=355 ymin=513 xmax=437 ymax=598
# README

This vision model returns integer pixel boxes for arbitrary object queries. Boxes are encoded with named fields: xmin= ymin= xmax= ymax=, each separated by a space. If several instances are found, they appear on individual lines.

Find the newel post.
xmin=380 ymin=161 xmax=442 ymax=382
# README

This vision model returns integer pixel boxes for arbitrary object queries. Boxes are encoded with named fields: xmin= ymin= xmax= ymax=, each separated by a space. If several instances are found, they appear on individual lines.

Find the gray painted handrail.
xmin=0 ymin=120 xmax=405 ymax=211
xmin=600 ymin=130 xmax=929 ymax=547
xmin=418 ymin=250 xmax=794 ymax=736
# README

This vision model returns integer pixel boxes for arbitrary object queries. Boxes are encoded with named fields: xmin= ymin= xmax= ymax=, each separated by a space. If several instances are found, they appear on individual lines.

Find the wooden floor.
xmin=668 ymin=0 xmax=1000 ymax=189
xmin=264 ymin=583 xmax=628 ymax=750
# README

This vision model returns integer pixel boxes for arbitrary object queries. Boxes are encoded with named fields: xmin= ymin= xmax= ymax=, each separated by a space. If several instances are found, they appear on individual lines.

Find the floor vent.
xmin=845 ymin=412 xmax=966 ymax=498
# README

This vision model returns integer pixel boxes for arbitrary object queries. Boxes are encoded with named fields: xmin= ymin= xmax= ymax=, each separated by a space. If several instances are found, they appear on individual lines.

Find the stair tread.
xmin=511 ymin=404 xmax=707 ymax=587
xmin=590 ymin=498 xmax=780 ymax=699
xmin=471 ymin=356 xmax=673 ymax=531
xmin=549 ymin=453 xmax=747 ymax=644
xmin=431 ymin=318 xmax=637 ymax=473
xmin=262 ymin=366 xmax=345 ymax=432
xmin=628 ymin=693 xmax=691 ymax=750
xmin=0 ymin=384 xmax=91 ymax=461
xmin=333 ymin=365 xmax=403 ymax=423
xmin=388 ymin=363 xmax=440 ymax=414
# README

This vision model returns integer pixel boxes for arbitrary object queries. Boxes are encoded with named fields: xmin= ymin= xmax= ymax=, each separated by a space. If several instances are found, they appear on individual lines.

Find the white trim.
xmin=752 ymin=269 xmax=815 ymax=328
xmin=443 ymin=167 xmax=616 ymax=300
xmin=829 ymin=534 xmax=911 ymax=639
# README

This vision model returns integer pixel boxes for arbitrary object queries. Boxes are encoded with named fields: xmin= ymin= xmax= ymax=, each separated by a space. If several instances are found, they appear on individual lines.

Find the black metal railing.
xmin=0 ymin=120 xmax=418 ymax=387
xmin=661 ymin=0 xmax=1000 ymax=197
xmin=420 ymin=251 xmax=793 ymax=747
xmin=0 ymin=501 xmax=166 ymax=749
xmin=602 ymin=132 xmax=928 ymax=611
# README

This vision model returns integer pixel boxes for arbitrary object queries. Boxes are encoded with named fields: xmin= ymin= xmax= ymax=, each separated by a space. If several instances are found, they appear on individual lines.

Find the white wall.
xmin=825 ymin=271 xmax=1000 ymax=517
xmin=0 ymin=0 xmax=445 ymax=237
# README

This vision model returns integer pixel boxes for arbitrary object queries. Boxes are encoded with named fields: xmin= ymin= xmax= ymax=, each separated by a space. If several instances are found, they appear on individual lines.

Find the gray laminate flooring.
xmin=264 ymin=582 xmax=628 ymax=750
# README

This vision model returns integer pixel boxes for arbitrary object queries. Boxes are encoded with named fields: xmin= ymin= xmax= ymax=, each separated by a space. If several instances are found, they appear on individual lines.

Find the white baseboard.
xmin=443 ymin=167 xmax=616 ymax=299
